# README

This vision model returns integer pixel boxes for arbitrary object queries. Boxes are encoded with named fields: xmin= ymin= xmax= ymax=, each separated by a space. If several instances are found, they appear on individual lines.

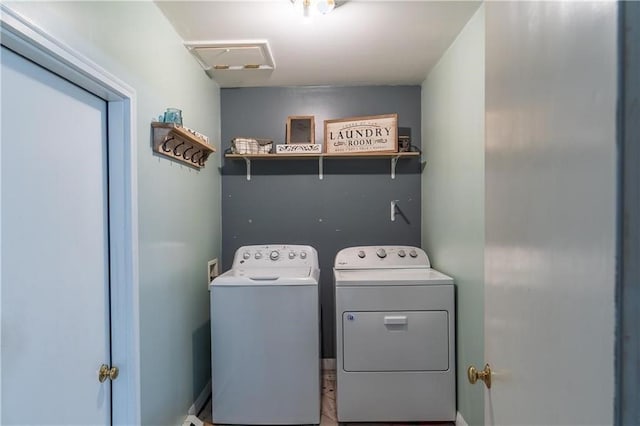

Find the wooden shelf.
xmin=225 ymin=151 xmax=421 ymax=180
xmin=152 ymin=122 xmax=215 ymax=169
xmin=224 ymin=152 xmax=420 ymax=160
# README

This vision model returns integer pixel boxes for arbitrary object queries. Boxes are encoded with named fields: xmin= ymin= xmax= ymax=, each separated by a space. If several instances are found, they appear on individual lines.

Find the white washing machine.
xmin=209 ymin=244 xmax=320 ymax=425
xmin=334 ymin=245 xmax=455 ymax=423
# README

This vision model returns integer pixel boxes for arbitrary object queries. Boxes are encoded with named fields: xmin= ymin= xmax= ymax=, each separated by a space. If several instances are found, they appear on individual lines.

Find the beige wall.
xmin=421 ymin=5 xmax=485 ymax=425
xmin=5 ymin=2 xmax=222 ymax=424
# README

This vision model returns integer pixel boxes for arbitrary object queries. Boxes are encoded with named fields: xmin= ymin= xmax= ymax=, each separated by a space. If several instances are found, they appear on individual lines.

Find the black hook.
xmin=161 ymin=136 xmax=175 ymax=152
xmin=173 ymin=142 xmax=185 ymax=157
xmin=183 ymin=146 xmax=194 ymax=160
xmin=191 ymin=151 xmax=202 ymax=163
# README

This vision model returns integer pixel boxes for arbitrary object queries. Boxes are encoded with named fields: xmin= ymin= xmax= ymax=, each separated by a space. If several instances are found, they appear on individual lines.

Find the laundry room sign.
xmin=324 ymin=114 xmax=398 ymax=154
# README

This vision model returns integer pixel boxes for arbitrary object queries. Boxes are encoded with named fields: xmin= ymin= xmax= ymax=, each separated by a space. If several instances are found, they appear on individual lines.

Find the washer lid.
xmin=334 ymin=267 xmax=452 ymax=286
xmin=210 ymin=266 xmax=318 ymax=287
xmin=236 ymin=266 xmax=311 ymax=279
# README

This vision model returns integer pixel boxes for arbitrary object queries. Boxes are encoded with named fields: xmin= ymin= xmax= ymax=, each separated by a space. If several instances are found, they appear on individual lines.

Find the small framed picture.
xmin=286 ymin=116 xmax=315 ymax=144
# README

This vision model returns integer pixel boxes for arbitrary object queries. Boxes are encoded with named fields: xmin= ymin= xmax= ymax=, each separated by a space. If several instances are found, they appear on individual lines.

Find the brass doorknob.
xmin=467 ymin=363 xmax=492 ymax=389
xmin=98 ymin=364 xmax=119 ymax=383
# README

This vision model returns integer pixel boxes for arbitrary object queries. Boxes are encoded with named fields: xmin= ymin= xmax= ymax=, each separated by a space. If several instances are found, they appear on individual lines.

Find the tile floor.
xmin=320 ymin=371 xmax=337 ymax=426
xmin=199 ymin=371 xmax=452 ymax=426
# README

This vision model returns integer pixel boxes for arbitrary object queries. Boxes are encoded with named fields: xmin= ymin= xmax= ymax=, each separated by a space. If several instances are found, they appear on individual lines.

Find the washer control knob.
xmin=409 ymin=250 xmax=418 ymax=258
xmin=376 ymin=248 xmax=387 ymax=259
xmin=289 ymin=251 xmax=296 ymax=259
xmin=300 ymin=251 xmax=307 ymax=259
xmin=243 ymin=251 xmax=251 ymax=260
xmin=357 ymin=250 xmax=366 ymax=259
xmin=398 ymin=249 xmax=406 ymax=258
xmin=270 ymin=250 xmax=280 ymax=261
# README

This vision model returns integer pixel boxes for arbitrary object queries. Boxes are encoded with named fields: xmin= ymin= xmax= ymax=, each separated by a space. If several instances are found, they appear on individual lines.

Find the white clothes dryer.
xmin=209 ymin=244 xmax=320 ymax=425
xmin=334 ymin=246 xmax=455 ymax=423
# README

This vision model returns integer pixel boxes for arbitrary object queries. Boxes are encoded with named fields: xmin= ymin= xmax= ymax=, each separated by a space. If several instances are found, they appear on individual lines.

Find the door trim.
xmin=0 ymin=5 xmax=140 ymax=424
xmin=617 ymin=2 xmax=640 ymax=424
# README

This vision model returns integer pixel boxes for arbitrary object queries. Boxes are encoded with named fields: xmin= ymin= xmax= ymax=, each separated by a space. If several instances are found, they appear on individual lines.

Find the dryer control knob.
xmin=255 ymin=252 xmax=263 ymax=260
xmin=398 ymin=249 xmax=406 ymax=258
xmin=409 ymin=250 xmax=418 ymax=258
xmin=243 ymin=251 xmax=251 ymax=260
xmin=376 ymin=248 xmax=387 ymax=259
xmin=288 ymin=251 xmax=296 ymax=259
xmin=357 ymin=250 xmax=366 ymax=259
xmin=300 ymin=251 xmax=307 ymax=259
xmin=270 ymin=250 xmax=280 ymax=261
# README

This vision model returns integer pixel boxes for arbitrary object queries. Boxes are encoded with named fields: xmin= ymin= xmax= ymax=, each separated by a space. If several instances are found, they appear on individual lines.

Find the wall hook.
xmin=161 ymin=136 xmax=175 ymax=152
xmin=183 ymin=146 xmax=194 ymax=160
xmin=191 ymin=150 xmax=202 ymax=163
xmin=391 ymin=200 xmax=399 ymax=221
xmin=173 ymin=141 xmax=186 ymax=157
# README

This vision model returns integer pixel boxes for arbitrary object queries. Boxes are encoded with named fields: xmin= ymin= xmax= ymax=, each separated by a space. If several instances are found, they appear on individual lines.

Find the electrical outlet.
xmin=207 ymin=258 xmax=219 ymax=283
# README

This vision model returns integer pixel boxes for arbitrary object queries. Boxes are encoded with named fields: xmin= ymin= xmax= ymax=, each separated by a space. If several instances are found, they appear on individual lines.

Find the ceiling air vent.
xmin=184 ymin=40 xmax=275 ymax=74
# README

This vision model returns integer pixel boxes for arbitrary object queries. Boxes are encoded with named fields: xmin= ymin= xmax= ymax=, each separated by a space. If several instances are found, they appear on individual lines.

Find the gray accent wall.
xmin=221 ymin=86 xmax=422 ymax=357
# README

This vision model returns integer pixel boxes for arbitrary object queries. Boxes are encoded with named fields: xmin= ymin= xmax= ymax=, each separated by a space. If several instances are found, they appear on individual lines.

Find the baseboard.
xmin=187 ymin=380 xmax=211 ymax=416
xmin=322 ymin=358 xmax=336 ymax=371
xmin=456 ymin=411 xmax=469 ymax=426
xmin=182 ymin=414 xmax=203 ymax=426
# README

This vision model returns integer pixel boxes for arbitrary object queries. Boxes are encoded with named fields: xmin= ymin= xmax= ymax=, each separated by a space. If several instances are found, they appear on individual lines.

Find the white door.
xmin=481 ymin=2 xmax=618 ymax=425
xmin=1 ymin=46 xmax=112 ymax=425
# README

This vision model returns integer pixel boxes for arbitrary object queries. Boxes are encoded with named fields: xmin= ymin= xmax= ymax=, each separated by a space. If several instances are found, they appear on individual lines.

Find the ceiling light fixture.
xmin=291 ymin=0 xmax=336 ymax=17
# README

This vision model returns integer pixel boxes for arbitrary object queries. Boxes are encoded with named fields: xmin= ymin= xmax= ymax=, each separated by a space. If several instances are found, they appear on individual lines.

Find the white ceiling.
xmin=155 ymin=1 xmax=481 ymax=88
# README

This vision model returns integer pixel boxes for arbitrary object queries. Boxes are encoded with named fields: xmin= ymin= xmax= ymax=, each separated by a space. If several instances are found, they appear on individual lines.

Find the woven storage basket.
xmin=231 ymin=137 xmax=273 ymax=154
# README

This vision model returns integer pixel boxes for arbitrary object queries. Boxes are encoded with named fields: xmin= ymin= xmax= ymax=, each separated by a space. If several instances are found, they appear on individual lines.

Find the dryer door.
xmin=342 ymin=311 xmax=449 ymax=372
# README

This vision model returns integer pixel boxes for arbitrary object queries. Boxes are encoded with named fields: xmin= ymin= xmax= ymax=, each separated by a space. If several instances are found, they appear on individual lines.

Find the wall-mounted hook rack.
xmin=152 ymin=122 xmax=215 ymax=169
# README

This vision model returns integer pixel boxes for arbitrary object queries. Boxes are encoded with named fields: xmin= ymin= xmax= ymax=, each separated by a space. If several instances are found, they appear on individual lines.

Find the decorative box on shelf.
xmin=151 ymin=122 xmax=215 ymax=169
xmin=276 ymin=143 xmax=322 ymax=154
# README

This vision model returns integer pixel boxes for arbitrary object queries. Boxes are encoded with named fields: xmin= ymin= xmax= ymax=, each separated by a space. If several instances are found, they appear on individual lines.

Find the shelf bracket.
xmin=318 ymin=156 xmax=324 ymax=180
xmin=243 ymin=157 xmax=251 ymax=181
xmin=391 ymin=155 xmax=401 ymax=179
